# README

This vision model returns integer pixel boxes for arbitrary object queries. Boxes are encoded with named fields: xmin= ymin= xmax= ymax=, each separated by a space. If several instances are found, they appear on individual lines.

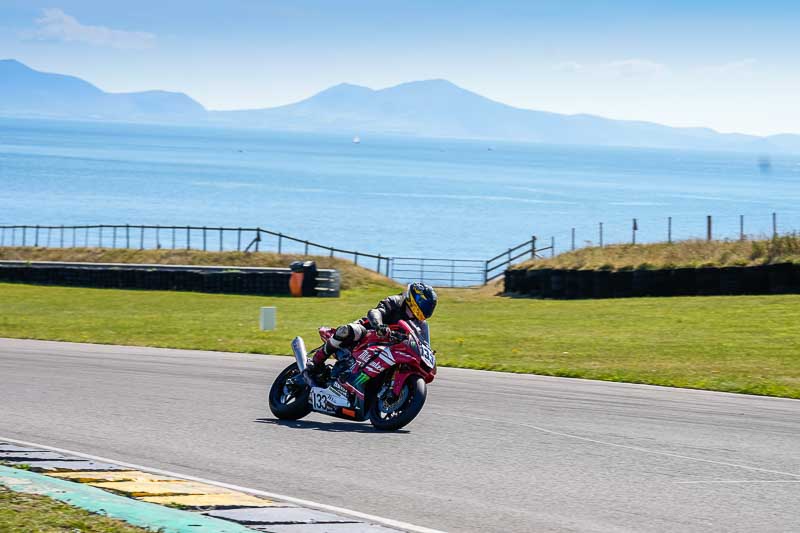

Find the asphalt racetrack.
xmin=1 ymin=338 xmax=798 ymax=532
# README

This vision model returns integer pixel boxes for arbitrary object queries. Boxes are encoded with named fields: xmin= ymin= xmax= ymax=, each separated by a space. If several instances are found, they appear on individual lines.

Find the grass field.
xmin=0 ymin=485 xmax=149 ymax=532
xmin=515 ymin=235 xmax=800 ymax=271
xmin=2 ymin=282 xmax=799 ymax=398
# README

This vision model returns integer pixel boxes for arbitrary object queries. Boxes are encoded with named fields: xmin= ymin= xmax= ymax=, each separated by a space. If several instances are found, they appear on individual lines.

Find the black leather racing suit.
xmin=311 ymin=294 xmax=430 ymax=366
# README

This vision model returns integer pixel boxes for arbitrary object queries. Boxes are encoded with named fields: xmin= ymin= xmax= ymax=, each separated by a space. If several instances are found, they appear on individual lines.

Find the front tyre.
xmin=269 ymin=363 xmax=312 ymax=420
xmin=369 ymin=376 xmax=427 ymax=431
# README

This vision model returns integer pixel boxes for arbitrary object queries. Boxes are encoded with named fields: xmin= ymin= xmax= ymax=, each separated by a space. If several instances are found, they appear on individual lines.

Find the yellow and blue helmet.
xmin=404 ymin=282 xmax=438 ymax=320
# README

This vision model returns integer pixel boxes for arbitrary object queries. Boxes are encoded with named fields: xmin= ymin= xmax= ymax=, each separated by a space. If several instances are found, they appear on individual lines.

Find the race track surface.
xmin=1 ymin=338 xmax=798 ymax=532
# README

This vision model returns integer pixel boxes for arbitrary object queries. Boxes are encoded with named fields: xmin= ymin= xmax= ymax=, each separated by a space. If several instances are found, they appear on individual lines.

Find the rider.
xmin=308 ymin=282 xmax=437 ymax=377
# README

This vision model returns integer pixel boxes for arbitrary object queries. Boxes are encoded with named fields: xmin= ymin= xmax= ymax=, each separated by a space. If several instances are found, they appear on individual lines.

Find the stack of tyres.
xmin=549 ymin=270 xmax=565 ymax=299
xmin=670 ymin=268 xmax=696 ymax=296
xmin=632 ymin=269 xmax=655 ymax=297
xmin=719 ymin=267 xmax=741 ymax=294
xmin=611 ymin=271 xmax=633 ymax=298
xmin=695 ymin=267 xmax=721 ymax=296
xmin=592 ymin=270 xmax=612 ymax=298
xmin=538 ymin=269 xmax=553 ymax=298
xmin=524 ymin=269 xmax=544 ymax=297
xmin=767 ymin=263 xmax=795 ymax=294
xmin=651 ymin=269 xmax=671 ymax=297
xmin=564 ymin=270 xmax=581 ymax=299
xmin=576 ymin=270 xmax=594 ymax=298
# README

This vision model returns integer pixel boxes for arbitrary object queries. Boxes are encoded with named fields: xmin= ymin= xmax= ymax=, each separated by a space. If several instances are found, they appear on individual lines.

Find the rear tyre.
xmin=269 ymin=363 xmax=312 ymax=420
xmin=369 ymin=376 xmax=427 ymax=431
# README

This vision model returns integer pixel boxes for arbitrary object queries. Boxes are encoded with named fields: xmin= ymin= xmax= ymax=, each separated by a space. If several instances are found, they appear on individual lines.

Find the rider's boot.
xmin=303 ymin=346 xmax=330 ymax=386
xmin=330 ymin=348 xmax=354 ymax=381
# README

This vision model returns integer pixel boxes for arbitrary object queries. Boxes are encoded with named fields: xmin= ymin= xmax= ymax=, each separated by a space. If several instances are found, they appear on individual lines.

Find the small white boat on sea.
xmin=352 ymin=136 xmax=361 ymax=144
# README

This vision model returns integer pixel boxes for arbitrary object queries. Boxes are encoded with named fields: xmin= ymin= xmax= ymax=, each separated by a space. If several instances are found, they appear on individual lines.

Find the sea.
xmin=2 ymin=117 xmax=800 ymax=260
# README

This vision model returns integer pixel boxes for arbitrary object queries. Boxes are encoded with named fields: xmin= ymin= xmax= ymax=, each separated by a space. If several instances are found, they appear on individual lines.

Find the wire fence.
xmin=1 ymin=211 xmax=797 ymax=288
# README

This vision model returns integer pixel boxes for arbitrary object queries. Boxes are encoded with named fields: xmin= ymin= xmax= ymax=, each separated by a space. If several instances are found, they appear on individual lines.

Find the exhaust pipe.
xmin=291 ymin=336 xmax=308 ymax=373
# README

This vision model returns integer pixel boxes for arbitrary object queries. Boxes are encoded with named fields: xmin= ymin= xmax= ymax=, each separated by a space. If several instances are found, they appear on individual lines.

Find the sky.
xmin=1 ymin=0 xmax=799 ymax=136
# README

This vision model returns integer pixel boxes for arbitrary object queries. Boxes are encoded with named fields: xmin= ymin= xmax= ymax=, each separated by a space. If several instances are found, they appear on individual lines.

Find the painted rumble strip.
xmin=0 ymin=439 xmax=440 ymax=533
xmin=0 ymin=465 xmax=253 ymax=533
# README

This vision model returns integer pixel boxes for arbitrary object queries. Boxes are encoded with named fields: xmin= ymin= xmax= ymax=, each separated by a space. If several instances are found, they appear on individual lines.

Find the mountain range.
xmin=2 ymin=58 xmax=799 ymax=152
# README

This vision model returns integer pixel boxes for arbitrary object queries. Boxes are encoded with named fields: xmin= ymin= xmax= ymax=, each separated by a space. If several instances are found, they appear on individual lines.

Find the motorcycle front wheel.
xmin=369 ymin=375 xmax=427 ymax=431
xmin=269 ymin=363 xmax=312 ymax=420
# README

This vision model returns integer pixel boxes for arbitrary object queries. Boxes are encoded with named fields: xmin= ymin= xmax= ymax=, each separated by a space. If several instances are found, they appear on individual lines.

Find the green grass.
xmin=2 ymin=282 xmax=800 ymax=398
xmin=0 ymin=485 xmax=152 ymax=532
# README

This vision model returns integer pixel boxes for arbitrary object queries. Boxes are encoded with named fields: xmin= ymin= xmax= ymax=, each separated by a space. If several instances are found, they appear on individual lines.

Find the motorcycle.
xmin=268 ymin=320 xmax=436 ymax=431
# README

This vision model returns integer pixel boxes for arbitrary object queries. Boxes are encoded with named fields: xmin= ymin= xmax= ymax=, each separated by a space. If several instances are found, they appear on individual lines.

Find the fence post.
xmin=72 ymin=226 xmax=76 ymax=247
xmin=172 ymin=227 xmax=176 ymax=249
xmin=304 ymin=240 xmax=309 ymax=256
xmin=706 ymin=215 xmax=712 ymax=241
xmin=599 ymin=222 xmax=603 ymax=248
xmin=46 ymin=227 xmax=51 ymax=247
xmin=156 ymin=225 xmax=161 ymax=249
xmin=387 ymin=257 xmax=392 ymax=277
xmin=112 ymin=226 xmax=117 ymax=248
xmin=354 ymin=251 xmax=359 ymax=265
xmin=451 ymin=259 xmax=455 ymax=288
xmin=772 ymin=212 xmax=777 ymax=237
xmin=329 ymin=247 xmax=334 ymax=258
xmin=22 ymin=226 xmax=27 ymax=247
xmin=34 ymin=225 xmax=40 ymax=247
xmin=484 ymin=260 xmax=489 ymax=285
xmin=11 ymin=227 xmax=16 ymax=246
xmin=632 ymin=218 xmax=637 ymax=245
xmin=551 ymin=236 xmax=555 ymax=257
xmin=219 ymin=227 xmax=223 ymax=251
xmin=125 ymin=224 xmax=130 ymax=248
xmin=571 ymin=228 xmax=575 ymax=251
xmin=202 ymin=226 xmax=207 ymax=251
xmin=99 ymin=225 xmax=104 ymax=248
xmin=237 ymin=228 xmax=242 ymax=251
xmin=668 ymin=216 xmax=672 ymax=244
xmin=255 ymin=228 xmax=261 ymax=252
xmin=531 ymin=235 xmax=536 ymax=258
xmin=60 ymin=225 xmax=64 ymax=248
xmin=84 ymin=226 xmax=89 ymax=247
xmin=507 ymin=248 xmax=511 ymax=264
xmin=377 ymin=254 xmax=382 ymax=273
xmin=277 ymin=232 xmax=281 ymax=254
xmin=186 ymin=226 xmax=191 ymax=250
xmin=139 ymin=226 xmax=144 ymax=250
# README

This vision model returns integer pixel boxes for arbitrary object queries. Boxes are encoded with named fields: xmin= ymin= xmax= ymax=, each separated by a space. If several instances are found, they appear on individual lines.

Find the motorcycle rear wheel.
xmin=269 ymin=363 xmax=312 ymax=420
xmin=369 ymin=376 xmax=427 ymax=431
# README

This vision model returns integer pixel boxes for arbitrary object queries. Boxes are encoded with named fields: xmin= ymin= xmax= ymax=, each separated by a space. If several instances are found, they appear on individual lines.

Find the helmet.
xmin=404 ymin=282 xmax=437 ymax=320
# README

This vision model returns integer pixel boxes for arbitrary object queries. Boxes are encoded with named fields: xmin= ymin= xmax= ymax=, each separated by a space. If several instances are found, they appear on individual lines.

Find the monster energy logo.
xmin=353 ymin=373 xmax=370 ymax=387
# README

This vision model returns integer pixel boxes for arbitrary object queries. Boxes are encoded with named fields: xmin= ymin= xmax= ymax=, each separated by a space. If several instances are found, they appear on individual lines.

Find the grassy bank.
xmin=0 ymin=485 xmax=149 ymax=532
xmin=0 ymin=247 xmax=395 ymax=290
xmin=515 ymin=235 xmax=800 ymax=271
xmin=2 ymin=282 xmax=799 ymax=398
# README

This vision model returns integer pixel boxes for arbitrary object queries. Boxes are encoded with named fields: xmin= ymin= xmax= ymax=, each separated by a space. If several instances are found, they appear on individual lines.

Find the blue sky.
xmin=1 ymin=1 xmax=799 ymax=135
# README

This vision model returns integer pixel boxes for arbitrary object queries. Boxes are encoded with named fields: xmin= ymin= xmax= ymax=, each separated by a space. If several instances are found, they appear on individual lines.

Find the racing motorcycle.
xmin=268 ymin=320 xmax=436 ymax=431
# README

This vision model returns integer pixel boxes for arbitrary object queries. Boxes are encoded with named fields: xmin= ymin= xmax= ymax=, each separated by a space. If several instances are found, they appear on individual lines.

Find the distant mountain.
xmin=1 ymin=59 xmax=798 ymax=152
xmin=210 ymin=79 xmax=777 ymax=151
xmin=0 ymin=59 xmax=205 ymax=122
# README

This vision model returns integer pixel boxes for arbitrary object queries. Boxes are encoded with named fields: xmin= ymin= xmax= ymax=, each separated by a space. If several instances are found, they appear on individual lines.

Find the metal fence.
xmin=1 ymin=211 xmax=795 ymax=288
xmin=0 ymin=224 xmax=391 ymax=276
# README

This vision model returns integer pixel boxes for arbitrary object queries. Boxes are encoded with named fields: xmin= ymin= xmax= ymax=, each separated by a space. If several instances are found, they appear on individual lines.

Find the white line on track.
xmin=444 ymin=413 xmax=800 ymax=480
xmin=675 ymin=480 xmax=800 ymax=484
xmin=0 ymin=435 xmax=446 ymax=533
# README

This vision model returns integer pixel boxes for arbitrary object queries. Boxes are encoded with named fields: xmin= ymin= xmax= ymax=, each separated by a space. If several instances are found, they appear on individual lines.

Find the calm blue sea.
xmin=2 ymin=117 xmax=800 ymax=259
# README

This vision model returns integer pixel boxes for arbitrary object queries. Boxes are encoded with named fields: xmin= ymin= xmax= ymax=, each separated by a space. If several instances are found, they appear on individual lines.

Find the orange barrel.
xmin=289 ymin=261 xmax=305 ymax=297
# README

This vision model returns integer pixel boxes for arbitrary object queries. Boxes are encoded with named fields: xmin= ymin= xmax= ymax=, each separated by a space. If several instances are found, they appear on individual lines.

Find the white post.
xmin=259 ymin=307 xmax=277 ymax=331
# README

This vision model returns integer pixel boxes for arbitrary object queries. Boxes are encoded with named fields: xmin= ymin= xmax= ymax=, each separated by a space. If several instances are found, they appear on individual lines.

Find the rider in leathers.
xmin=309 ymin=282 xmax=437 ymax=376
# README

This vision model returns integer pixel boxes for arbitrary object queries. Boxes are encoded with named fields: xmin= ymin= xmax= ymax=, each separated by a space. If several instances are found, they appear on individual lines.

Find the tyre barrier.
xmin=0 ymin=260 xmax=340 ymax=297
xmin=504 ymin=263 xmax=800 ymax=299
